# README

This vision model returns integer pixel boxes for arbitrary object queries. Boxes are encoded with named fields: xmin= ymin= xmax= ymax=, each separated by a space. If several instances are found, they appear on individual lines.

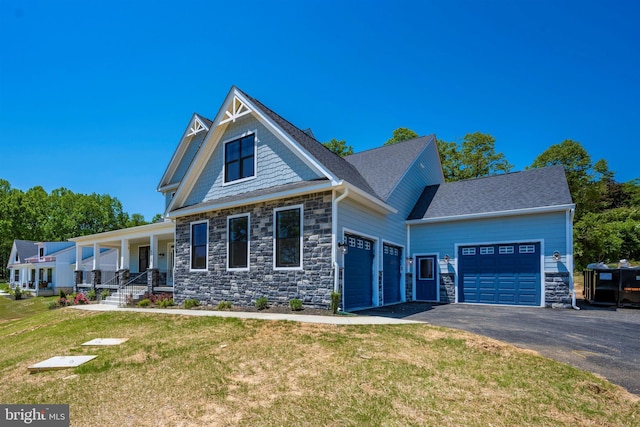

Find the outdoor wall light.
xmin=406 ymin=257 xmax=413 ymax=265
xmin=444 ymin=254 xmax=450 ymax=264
xmin=337 ymin=242 xmax=348 ymax=254
xmin=158 ymin=253 xmax=165 ymax=257
xmin=553 ymin=250 xmax=561 ymax=262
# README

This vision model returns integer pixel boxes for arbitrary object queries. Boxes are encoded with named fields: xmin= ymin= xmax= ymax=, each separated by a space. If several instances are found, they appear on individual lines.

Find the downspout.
xmin=568 ymin=207 xmax=580 ymax=310
xmin=333 ymin=187 xmax=350 ymax=293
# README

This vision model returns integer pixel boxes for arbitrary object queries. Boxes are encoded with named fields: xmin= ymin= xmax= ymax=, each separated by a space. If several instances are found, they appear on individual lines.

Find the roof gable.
xmin=344 ymin=136 xmax=436 ymax=201
xmin=167 ymin=87 xmax=394 ymax=215
xmin=408 ymin=165 xmax=574 ymax=221
xmin=157 ymin=113 xmax=212 ymax=191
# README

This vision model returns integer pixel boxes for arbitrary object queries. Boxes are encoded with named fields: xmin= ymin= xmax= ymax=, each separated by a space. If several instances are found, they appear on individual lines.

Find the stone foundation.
xmin=439 ymin=273 xmax=456 ymax=303
xmin=544 ymin=272 xmax=572 ymax=308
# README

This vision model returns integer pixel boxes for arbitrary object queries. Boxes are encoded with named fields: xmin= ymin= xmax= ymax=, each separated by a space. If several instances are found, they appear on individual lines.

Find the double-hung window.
xmin=274 ymin=206 xmax=303 ymax=269
xmin=228 ymin=214 xmax=249 ymax=270
xmin=191 ymin=221 xmax=208 ymax=270
xmin=225 ymin=134 xmax=255 ymax=183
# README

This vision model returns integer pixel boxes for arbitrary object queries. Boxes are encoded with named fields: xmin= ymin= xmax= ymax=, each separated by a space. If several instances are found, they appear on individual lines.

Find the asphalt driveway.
xmin=356 ymin=301 xmax=640 ymax=396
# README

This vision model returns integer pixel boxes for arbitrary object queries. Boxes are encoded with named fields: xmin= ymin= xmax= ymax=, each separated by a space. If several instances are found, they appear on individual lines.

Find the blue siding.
xmin=386 ymin=139 xmax=443 ymax=214
xmin=185 ymin=114 xmax=323 ymax=206
xmin=338 ymin=199 xmax=393 ymax=258
xmin=168 ymin=131 xmax=208 ymax=186
xmin=409 ymin=211 xmax=570 ymax=274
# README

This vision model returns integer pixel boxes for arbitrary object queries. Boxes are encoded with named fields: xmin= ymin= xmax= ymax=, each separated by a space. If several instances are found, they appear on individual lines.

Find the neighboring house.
xmin=71 ymin=86 xmax=575 ymax=309
xmin=6 ymin=240 xmax=116 ymax=296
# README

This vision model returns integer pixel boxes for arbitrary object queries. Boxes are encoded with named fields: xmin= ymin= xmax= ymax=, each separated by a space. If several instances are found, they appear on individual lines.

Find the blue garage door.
xmin=458 ymin=243 xmax=541 ymax=306
xmin=343 ymin=234 xmax=375 ymax=311
xmin=383 ymin=244 xmax=402 ymax=304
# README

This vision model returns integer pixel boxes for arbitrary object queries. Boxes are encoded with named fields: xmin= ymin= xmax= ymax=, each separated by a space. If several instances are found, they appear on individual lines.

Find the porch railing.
xmin=118 ymin=271 xmax=148 ymax=307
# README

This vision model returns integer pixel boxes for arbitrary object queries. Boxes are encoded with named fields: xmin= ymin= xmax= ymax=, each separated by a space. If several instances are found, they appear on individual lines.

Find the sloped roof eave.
xmin=406 ymin=203 xmax=576 ymax=225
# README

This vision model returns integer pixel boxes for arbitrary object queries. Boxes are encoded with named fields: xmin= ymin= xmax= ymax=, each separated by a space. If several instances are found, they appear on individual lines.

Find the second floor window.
xmin=225 ymin=134 xmax=255 ymax=183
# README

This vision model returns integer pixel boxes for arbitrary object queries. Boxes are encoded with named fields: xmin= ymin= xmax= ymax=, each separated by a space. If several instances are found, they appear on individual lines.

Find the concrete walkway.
xmin=70 ymin=304 xmax=421 ymax=325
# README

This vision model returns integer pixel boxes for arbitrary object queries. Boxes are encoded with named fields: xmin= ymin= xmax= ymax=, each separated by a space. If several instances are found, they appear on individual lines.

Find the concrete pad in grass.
xmin=81 ymin=338 xmax=128 ymax=346
xmin=28 ymin=356 xmax=97 ymax=373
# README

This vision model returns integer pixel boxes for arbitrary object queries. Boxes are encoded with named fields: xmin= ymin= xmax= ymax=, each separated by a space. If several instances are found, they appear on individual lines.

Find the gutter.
xmin=332 ymin=187 xmax=350 ymax=293
xmin=406 ymin=203 xmax=576 ymax=225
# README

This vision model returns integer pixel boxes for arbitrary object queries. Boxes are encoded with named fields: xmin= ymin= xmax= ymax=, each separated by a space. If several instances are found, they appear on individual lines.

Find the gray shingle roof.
xmin=14 ymin=240 xmax=38 ymax=261
xmin=344 ymin=136 xmax=435 ymax=201
xmin=238 ymin=89 xmax=381 ymax=200
xmin=408 ymin=165 xmax=573 ymax=220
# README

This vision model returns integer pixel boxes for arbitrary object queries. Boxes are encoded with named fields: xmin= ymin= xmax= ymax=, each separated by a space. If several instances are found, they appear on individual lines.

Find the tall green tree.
xmin=438 ymin=132 xmax=513 ymax=181
xmin=528 ymin=139 xmax=611 ymax=217
xmin=322 ymin=138 xmax=353 ymax=157
xmin=0 ymin=180 xmax=150 ymax=279
xmin=384 ymin=128 xmax=419 ymax=146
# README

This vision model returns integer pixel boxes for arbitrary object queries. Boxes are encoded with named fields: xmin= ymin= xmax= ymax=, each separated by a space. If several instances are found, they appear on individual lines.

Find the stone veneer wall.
xmin=544 ymin=272 xmax=572 ymax=308
xmin=174 ymin=191 xmax=334 ymax=309
xmin=439 ymin=273 xmax=456 ymax=303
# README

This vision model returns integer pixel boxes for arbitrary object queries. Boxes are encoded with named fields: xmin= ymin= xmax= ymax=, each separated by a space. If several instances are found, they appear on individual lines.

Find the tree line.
xmin=0 ymin=180 xmax=154 ymax=279
xmin=324 ymin=129 xmax=640 ymax=269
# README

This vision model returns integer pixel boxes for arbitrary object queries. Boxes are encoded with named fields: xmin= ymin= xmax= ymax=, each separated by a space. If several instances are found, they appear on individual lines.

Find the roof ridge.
xmin=345 ymin=135 xmax=435 ymax=158
xmin=446 ymin=165 xmax=562 ymax=184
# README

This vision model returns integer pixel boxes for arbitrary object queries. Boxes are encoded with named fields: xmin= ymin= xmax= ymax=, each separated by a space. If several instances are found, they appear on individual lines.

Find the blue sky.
xmin=1 ymin=0 xmax=638 ymax=221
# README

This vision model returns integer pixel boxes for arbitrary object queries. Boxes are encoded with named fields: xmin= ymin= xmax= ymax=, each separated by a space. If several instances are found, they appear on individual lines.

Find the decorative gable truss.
xmin=187 ymin=116 xmax=210 ymax=137
xmin=219 ymin=96 xmax=252 ymax=125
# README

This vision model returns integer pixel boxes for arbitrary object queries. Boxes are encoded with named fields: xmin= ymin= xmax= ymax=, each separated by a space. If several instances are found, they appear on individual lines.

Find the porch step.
xmin=101 ymin=286 xmax=148 ymax=306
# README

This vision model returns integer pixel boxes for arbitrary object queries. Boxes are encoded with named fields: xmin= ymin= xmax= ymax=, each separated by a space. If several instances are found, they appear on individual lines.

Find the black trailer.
xmin=583 ymin=267 xmax=640 ymax=307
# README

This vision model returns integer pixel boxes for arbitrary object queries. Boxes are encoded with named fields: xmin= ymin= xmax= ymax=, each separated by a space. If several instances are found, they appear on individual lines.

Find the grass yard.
xmin=0 ymin=293 xmax=57 ymax=322
xmin=0 ymin=300 xmax=638 ymax=426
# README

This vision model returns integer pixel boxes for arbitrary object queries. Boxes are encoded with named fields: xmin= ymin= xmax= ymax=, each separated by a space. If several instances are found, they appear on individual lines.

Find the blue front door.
xmin=415 ymin=255 xmax=438 ymax=301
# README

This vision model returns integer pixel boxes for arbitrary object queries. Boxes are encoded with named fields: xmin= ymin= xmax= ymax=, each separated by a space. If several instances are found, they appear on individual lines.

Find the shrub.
xmin=47 ymin=301 xmax=57 ymax=310
xmin=59 ymin=290 xmax=66 ymax=299
xmin=255 ymin=296 xmax=268 ymax=310
xmin=157 ymin=298 xmax=174 ymax=308
xmin=13 ymin=287 xmax=22 ymax=300
xmin=330 ymin=291 xmax=341 ymax=314
xmin=217 ymin=300 xmax=232 ymax=310
xmin=289 ymin=298 xmax=303 ymax=311
xmin=74 ymin=293 xmax=90 ymax=305
xmin=183 ymin=298 xmax=199 ymax=309
xmin=86 ymin=289 xmax=97 ymax=301
xmin=137 ymin=299 xmax=151 ymax=307
xmin=100 ymin=289 xmax=110 ymax=300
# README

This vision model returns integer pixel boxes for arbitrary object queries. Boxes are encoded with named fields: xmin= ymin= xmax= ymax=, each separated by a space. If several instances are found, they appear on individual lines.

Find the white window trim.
xmin=222 ymin=130 xmax=258 ymax=186
xmin=227 ymin=213 xmax=250 ymax=272
xmin=190 ymin=220 xmax=209 ymax=272
xmin=273 ymin=205 xmax=304 ymax=271
xmin=480 ymin=246 xmax=494 ymax=255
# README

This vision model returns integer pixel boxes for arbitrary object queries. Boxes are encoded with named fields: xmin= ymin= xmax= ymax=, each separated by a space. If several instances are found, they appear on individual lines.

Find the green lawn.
xmin=0 ymin=299 xmax=637 ymax=426
xmin=0 ymin=293 xmax=57 ymax=322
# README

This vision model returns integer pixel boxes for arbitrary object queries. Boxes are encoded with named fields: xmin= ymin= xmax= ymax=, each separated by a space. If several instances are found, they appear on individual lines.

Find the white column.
xmin=149 ymin=235 xmax=158 ymax=269
xmin=93 ymin=243 xmax=101 ymax=270
xmin=121 ymin=239 xmax=130 ymax=270
xmin=76 ymin=245 xmax=83 ymax=271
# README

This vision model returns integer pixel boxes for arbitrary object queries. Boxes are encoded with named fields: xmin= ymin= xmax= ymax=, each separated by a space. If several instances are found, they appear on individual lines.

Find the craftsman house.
xmin=72 ymin=86 xmax=575 ymax=310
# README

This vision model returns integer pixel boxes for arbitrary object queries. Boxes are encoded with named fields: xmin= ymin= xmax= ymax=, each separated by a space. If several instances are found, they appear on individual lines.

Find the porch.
xmin=70 ymin=221 xmax=176 ymax=297
xmin=9 ymin=261 xmax=60 ymax=296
